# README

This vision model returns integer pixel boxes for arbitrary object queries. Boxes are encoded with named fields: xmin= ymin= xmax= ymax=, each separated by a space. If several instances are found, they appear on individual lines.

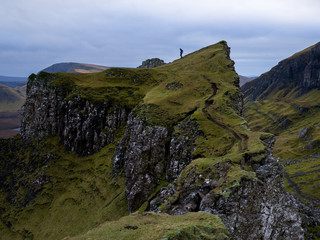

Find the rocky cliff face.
xmin=113 ymin=112 xmax=169 ymax=211
xmin=21 ymin=73 xmax=128 ymax=156
xmin=113 ymin=113 xmax=202 ymax=212
xmin=242 ymin=42 xmax=320 ymax=101
xmin=149 ymin=139 xmax=304 ymax=239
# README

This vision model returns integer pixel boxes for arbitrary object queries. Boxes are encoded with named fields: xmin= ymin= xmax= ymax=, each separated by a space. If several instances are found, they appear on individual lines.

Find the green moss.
xmin=65 ymin=211 xmax=229 ymax=240
xmin=0 ymin=133 xmax=128 ymax=240
xmin=177 ymin=157 xmax=256 ymax=197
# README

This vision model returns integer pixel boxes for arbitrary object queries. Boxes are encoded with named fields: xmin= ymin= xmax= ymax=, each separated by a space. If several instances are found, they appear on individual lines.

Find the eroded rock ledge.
xmin=112 ymin=110 xmax=304 ymax=239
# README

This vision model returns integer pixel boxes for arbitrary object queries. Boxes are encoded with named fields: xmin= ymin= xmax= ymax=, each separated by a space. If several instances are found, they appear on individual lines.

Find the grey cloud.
xmin=1 ymin=0 xmax=320 ymax=76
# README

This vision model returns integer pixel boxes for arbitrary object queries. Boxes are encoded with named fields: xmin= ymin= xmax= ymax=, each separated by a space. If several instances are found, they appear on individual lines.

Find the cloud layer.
xmin=1 ymin=0 xmax=320 ymax=76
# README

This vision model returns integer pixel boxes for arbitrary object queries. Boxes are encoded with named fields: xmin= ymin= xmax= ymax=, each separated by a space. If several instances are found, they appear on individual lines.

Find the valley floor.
xmin=0 ymin=112 xmax=20 ymax=138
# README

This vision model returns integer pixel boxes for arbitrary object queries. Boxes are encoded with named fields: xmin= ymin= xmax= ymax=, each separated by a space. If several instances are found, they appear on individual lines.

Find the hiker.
xmin=180 ymin=48 xmax=183 ymax=58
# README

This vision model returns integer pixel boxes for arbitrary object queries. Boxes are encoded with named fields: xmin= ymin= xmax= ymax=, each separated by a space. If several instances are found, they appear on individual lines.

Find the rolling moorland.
xmin=0 ymin=41 xmax=317 ymax=239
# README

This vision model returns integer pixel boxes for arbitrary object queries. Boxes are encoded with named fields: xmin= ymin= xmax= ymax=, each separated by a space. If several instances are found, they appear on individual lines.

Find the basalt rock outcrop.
xmin=21 ymin=73 xmax=128 ymax=156
xmin=138 ymin=58 xmax=166 ymax=68
xmin=113 ymin=114 xmax=202 ymax=212
xmin=113 ymin=112 xmax=169 ymax=211
xmin=149 ymin=139 xmax=304 ymax=239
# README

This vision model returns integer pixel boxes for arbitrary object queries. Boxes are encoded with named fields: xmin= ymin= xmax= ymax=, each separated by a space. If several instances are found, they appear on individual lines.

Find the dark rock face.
xmin=113 ymin=112 xmax=168 ymax=211
xmin=206 ymin=163 xmax=303 ymax=240
xmin=242 ymin=42 xmax=320 ymax=101
xmin=112 ymin=112 xmax=304 ymax=239
xmin=59 ymin=99 xmax=128 ymax=155
xmin=113 ymin=114 xmax=202 ymax=212
xmin=21 ymin=75 xmax=128 ymax=156
xmin=137 ymin=58 xmax=166 ymax=68
xmin=166 ymin=117 xmax=202 ymax=181
xmin=150 ymin=140 xmax=304 ymax=239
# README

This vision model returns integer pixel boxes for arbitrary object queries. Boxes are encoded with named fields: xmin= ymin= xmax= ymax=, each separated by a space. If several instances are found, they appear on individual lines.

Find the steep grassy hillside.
xmin=0 ymin=41 xmax=285 ymax=239
xmin=242 ymin=43 xmax=320 ymax=207
xmin=0 ymin=134 xmax=128 ymax=240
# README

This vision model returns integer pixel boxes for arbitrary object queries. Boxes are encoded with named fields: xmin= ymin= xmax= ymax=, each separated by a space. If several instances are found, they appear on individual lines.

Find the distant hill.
xmin=242 ymin=42 xmax=320 ymax=215
xmin=239 ymin=75 xmax=256 ymax=86
xmin=0 ymin=75 xmax=27 ymax=88
xmin=0 ymin=83 xmax=25 ymax=112
xmin=0 ymin=75 xmax=27 ymax=82
xmin=42 ymin=62 xmax=109 ymax=73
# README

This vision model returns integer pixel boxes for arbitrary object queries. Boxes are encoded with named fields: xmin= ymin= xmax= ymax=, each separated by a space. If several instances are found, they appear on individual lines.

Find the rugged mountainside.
xmin=243 ymin=42 xmax=320 ymax=101
xmin=242 ymin=42 xmax=320 ymax=239
xmin=0 ymin=41 xmax=304 ymax=239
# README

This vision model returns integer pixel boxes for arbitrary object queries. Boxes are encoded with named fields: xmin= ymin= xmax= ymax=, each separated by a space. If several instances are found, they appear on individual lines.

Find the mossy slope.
xmin=66 ymin=212 xmax=229 ymax=240
xmin=0 ymin=133 xmax=127 ymax=240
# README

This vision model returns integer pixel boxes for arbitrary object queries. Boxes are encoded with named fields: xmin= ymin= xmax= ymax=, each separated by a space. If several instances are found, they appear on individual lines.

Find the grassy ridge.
xmin=1 ymin=41 xmax=273 ymax=239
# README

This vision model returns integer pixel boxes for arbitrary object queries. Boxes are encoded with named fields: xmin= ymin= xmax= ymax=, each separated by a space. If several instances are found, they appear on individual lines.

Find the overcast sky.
xmin=1 ymin=0 xmax=320 ymax=77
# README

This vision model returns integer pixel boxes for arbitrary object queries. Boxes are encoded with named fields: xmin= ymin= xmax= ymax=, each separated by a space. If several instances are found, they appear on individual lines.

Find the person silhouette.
xmin=180 ymin=48 xmax=183 ymax=58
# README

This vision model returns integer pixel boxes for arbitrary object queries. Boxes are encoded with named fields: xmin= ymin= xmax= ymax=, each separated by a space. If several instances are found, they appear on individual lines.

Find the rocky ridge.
xmin=0 ymin=41 xmax=305 ymax=239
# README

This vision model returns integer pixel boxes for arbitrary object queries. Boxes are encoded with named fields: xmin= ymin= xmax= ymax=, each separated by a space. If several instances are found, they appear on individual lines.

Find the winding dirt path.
xmin=201 ymin=75 xmax=247 ymax=152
